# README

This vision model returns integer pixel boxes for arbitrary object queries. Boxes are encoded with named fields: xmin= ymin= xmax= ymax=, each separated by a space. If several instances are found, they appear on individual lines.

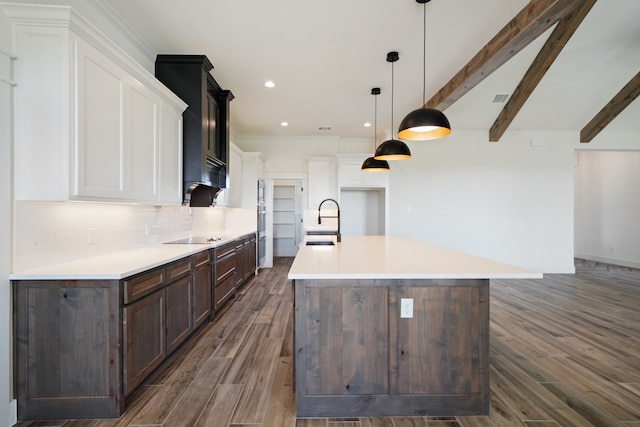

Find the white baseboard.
xmin=530 ymin=265 xmax=575 ymax=274
xmin=574 ymin=253 xmax=640 ymax=270
xmin=517 ymin=264 xmax=575 ymax=274
xmin=8 ymin=399 xmax=16 ymax=427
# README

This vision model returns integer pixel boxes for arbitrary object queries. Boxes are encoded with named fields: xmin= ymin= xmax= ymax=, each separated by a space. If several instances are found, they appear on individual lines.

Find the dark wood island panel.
xmin=293 ymin=278 xmax=489 ymax=417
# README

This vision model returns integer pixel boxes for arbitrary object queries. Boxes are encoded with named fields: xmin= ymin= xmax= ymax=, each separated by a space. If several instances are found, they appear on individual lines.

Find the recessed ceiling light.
xmin=281 ymin=121 xmax=288 ymax=127
xmin=265 ymin=80 xmax=275 ymax=88
xmin=364 ymin=122 xmax=372 ymax=127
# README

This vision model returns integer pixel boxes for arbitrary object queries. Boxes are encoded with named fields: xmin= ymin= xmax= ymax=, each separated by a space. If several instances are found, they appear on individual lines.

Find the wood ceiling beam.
xmin=580 ymin=71 xmax=640 ymax=143
xmin=489 ymin=0 xmax=597 ymax=142
xmin=425 ymin=0 xmax=585 ymax=112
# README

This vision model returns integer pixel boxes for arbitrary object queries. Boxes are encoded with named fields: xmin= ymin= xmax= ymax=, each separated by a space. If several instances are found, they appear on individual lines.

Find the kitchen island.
xmin=288 ymin=236 xmax=541 ymax=418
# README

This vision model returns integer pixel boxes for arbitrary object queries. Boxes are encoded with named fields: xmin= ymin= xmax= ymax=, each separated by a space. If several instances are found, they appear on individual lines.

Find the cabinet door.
xmin=226 ymin=144 xmax=243 ymax=207
xmin=192 ymin=254 xmax=212 ymax=328
xmin=75 ymin=40 xmax=127 ymax=199
xmin=14 ymin=280 xmax=122 ymax=419
xmin=123 ymin=289 xmax=165 ymax=395
xmin=243 ymin=237 xmax=254 ymax=281
xmin=166 ymin=275 xmax=193 ymax=355
xmin=158 ymin=101 xmax=183 ymax=203
xmin=307 ymin=158 xmax=337 ymax=208
xmin=206 ymin=93 xmax=218 ymax=160
xmin=249 ymin=236 xmax=257 ymax=274
xmin=235 ymin=240 xmax=245 ymax=286
xmin=127 ymin=80 xmax=159 ymax=200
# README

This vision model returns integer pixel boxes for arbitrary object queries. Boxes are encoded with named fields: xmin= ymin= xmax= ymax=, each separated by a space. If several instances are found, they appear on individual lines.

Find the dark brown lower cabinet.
xmin=192 ymin=250 xmax=212 ymax=328
xmin=14 ymin=252 xmax=208 ymax=421
xmin=165 ymin=275 xmax=193 ymax=354
xmin=14 ymin=280 xmax=122 ymax=420
xmin=13 ymin=234 xmax=256 ymax=421
xmin=294 ymin=278 xmax=489 ymax=418
xmin=249 ymin=234 xmax=257 ymax=276
xmin=123 ymin=288 xmax=165 ymax=396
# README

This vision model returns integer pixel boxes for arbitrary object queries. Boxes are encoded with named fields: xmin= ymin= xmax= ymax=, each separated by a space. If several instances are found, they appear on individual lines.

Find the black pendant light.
xmin=362 ymin=88 xmax=390 ymax=172
xmin=375 ymin=51 xmax=411 ymax=161
xmin=398 ymin=0 xmax=451 ymax=141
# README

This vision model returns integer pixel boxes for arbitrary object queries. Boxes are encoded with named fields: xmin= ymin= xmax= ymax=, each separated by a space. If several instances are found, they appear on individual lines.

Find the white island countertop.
xmin=288 ymin=236 xmax=542 ymax=280
xmin=11 ymin=230 xmax=256 ymax=281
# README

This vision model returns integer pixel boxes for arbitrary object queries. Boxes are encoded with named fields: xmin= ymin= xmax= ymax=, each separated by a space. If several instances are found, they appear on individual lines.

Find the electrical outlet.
xmin=87 ymin=227 xmax=96 ymax=245
xmin=400 ymin=298 xmax=413 ymax=318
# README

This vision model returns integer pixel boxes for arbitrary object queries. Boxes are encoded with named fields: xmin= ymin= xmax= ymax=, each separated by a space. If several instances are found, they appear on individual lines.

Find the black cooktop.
xmin=164 ymin=236 xmax=222 ymax=244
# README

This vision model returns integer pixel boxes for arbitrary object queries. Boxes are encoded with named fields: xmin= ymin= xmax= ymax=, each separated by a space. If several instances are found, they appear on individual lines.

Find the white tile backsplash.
xmin=13 ymin=201 xmax=256 ymax=272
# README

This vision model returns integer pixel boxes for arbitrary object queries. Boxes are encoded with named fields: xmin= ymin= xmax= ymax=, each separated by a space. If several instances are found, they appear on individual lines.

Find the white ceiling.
xmin=104 ymin=0 xmax=640 ymax=141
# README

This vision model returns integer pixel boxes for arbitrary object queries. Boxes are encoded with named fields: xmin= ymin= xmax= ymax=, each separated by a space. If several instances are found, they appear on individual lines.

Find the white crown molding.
xmin=1 ymin=2 xmax=184 ymax=109
xmin=90 ymin=0 xmax=156 ymax=64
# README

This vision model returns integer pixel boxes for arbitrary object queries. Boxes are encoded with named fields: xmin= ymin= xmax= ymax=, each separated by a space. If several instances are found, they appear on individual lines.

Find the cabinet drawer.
xmin=215 ymin=241 xmax=236 ymax=261
xmin=123 ymin=267 xmax=165 ymax=305
xmin=166 ymin=257 xmax=192 ymax=282
xmin=215 ymin=273 xmax=236 ymax=309
xmin=216 ymin=253 xmax=236 ymax=283
xmin=194 ymin=250 xmax=211 ymax=269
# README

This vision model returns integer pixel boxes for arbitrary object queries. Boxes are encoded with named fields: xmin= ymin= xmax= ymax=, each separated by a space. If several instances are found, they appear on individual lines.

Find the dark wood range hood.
xmin=155 ymin=55 xmax=234 ymax=207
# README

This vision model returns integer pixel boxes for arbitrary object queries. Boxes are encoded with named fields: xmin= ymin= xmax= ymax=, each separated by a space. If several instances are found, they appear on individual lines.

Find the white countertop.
xmin=11 ymin=231 xmax=256 ymax=281
xmin=288 ymin=236 xmax=542 ymax=280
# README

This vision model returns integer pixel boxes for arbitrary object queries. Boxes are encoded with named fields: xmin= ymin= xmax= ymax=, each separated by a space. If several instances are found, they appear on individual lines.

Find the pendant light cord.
xmin=422 ymin=2 xmax=427 ymax=106
xmin=391 ymin=60 xmax=395 ymax=135
xmin=374 ymin=94 xmax=378 ymax=149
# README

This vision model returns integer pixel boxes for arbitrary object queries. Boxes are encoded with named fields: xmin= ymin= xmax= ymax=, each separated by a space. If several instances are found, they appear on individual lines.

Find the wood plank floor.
xmin=14 ymin=258 xmax=640 ymax=427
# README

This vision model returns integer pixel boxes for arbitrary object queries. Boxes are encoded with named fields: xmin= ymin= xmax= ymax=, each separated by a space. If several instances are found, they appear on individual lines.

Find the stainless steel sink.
xmin=305 ymin=241 xmax=335 ymax=246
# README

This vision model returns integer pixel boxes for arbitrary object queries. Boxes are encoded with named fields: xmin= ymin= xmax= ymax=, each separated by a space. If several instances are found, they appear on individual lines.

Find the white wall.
xmin=0 ymin=4 xmax=16 ymax=425
xmin=390 ymin=131 xmax=576 ymax=273
xmin=238 ymin=131 xmax=577 ymax=273
xmin=575 ymin=150 xmax=640 ymax=269
xmin=13 ymin=202 xmax=254 ymax=272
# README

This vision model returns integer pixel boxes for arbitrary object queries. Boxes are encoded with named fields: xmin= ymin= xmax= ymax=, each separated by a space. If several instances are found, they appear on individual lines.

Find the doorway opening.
xmin=272 ymin=180 xmax=303 ymax=257
xmin=340 ymin=188 xmax=386 ymax=236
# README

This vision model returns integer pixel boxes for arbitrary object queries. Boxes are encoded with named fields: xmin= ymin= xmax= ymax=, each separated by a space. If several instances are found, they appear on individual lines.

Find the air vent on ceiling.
xmin=492 ymin=94 xmax=509 ymax=103
xmin=318 ymin=126 xmax=332 ymax=131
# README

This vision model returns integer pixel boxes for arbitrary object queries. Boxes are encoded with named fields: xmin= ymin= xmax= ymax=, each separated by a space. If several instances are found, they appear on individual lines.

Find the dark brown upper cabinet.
xmin=155 ymin=55 xmax=234 ymax=204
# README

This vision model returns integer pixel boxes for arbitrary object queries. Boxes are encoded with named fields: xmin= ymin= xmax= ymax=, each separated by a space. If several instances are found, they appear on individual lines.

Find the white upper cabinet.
xmin=158 ymin=99 xmax=183 ymax=203
xmin=307 ymin=157 xmax=337 ymax=209
xmin=75 ymin=39 xmax=128 ymax=199
xmin=5 ymin=4 xmax=186 ymax=204
xmin=338 ymin=154 xmax=389 ymax=189
xmin=241 ymin=151 xmax=264 ymax=209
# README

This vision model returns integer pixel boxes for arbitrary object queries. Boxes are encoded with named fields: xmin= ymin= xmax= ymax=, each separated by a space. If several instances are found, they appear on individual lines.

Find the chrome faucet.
xmin=318 ymin=198 xmax=341 ymax=242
